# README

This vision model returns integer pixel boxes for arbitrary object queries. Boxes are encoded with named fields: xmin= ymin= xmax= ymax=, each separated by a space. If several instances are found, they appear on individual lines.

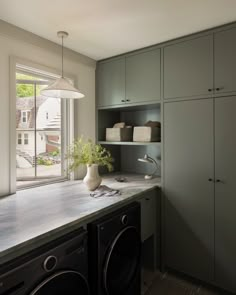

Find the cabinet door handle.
xmin=121 ymin=99 xmax=125 ymax=102
xmin=145 ymin=198 xmax=150 ymax=201
xmin=216 ymin=87 xmax=224 ymax=91
xmin=208 ymin=89 xmax=212 ymax=92
xmin=126 ymin=99 xmax=130 ymax=102
xmin=216 ymin=179 xmax=223 ymax=183
xmin=208 ymin=178 xmax=213 ymax=182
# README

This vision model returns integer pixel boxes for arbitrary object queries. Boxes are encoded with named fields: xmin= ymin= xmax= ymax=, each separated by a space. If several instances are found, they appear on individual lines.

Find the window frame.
xmin=10 ymin=57 xmax=76 ymax=193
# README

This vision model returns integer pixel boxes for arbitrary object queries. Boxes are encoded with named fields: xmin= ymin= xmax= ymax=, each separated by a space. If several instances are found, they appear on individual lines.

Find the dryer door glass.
xmin=29 ymin=270 xmax=89 ymax=295
xmin=103 ymin=226 xmax=141 ymax=295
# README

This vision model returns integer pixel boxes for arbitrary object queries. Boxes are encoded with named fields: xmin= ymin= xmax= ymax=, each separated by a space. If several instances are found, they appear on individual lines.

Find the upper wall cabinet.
xmin=97 ymin=48 xmax=161 ymax=108
xmin=214 ymin=27 xmax=236 ymax=95
xmin=163 ymin=35 xmax=214 ymax=100
xmin=126 ymin=48 xmax=161 ymax=103
xmin=97 ymin=58 xmax=125 ymax=107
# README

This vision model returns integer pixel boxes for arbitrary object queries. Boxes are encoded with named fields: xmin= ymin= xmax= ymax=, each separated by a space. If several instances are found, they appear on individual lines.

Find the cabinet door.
xmin=214 ymin=27 xmax=236 ymax=95
xmin=97 ymin=58 xmax=125 ymax=107
xmin=140 ymin=190 xmax=157 ymax=242
xmin=164 ymin=99 xmax=214 ymax=281
xmin=215 ymin=96 xmax=236 ymax=293
xmin=164 ymin=35 xmax=213 ymax=99
xmin=126 ymin=49 xmax=161 ymax=103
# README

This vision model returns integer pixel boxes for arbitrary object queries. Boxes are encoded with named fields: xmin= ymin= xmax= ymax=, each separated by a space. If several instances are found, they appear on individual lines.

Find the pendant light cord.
xmin=61 ymin=35 xmax=64 ymax=78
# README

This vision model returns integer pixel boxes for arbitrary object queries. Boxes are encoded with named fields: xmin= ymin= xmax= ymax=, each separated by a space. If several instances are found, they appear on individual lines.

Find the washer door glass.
xmin=103 ymin=226 xmax=141 ymax=295
xmin=30 ymin=270 xmax=89 ymax=295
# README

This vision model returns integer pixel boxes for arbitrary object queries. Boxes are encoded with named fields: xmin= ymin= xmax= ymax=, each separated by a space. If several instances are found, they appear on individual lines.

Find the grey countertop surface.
xmin=0 ymin=173 xmax=161 ymax=265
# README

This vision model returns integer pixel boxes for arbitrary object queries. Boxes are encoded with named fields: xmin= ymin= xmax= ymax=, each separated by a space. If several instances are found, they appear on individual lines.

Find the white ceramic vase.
xmin=83 ymin=164 xmax=102 ymax=191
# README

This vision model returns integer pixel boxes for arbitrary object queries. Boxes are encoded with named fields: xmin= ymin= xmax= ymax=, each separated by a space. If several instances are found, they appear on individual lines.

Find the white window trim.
xmin=10 ymin=56 xmax=76 ymax=193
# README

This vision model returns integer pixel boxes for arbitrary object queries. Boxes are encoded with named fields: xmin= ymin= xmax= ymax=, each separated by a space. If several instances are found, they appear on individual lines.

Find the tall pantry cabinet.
xmin=163 ymin=24 xmax=236 ymax=293
xmin=163 ymin=99 xmax=214 ymax=282
xmin=214 ymin=96 xmax=236 ymax=292
xmin=164 ymin=96 xmax=236 ymax=292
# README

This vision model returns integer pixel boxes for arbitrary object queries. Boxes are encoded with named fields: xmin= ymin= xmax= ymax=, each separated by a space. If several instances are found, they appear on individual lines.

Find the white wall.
xmin=37 ymin=98 xmax=61 ymax=129
xmin=0 ymin=20 xmax=96 ymax=196
xmin=16 ymin=131 xmax=46 ymax=157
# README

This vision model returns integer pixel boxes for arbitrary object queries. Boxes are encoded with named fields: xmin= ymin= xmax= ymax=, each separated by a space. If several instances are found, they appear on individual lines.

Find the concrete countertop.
xmin=0 ymin=173 xmax=161 ymax=265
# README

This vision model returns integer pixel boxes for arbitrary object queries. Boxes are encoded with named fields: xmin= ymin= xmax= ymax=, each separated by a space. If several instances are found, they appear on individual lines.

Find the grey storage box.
xmin=106 ymin=127 xmax=133 ymax=141
xmin=133 ymin=126 xmax=161 ymax=142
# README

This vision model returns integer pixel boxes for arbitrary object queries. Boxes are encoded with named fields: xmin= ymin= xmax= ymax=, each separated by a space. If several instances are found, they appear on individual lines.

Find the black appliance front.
xmin=0 ymin=228 xmax=89 ymax=295
xmin=88 ymin=202 xmax=141 ymax=295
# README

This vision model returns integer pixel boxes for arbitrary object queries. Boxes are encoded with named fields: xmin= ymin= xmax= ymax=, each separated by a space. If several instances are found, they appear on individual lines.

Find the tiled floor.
xmin=144 ymin=271 xmax=229 ymax=295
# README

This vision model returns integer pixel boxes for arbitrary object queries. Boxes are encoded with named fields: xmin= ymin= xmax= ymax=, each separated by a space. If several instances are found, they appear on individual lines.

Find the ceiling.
xmin=0 ymin=0 xmax=236 ymax=60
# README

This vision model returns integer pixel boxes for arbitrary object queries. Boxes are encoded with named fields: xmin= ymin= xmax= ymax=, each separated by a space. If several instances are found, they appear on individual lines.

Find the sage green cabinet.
xmin=163 ymin=35 xmax=213 ymax=99
xmin=139 ymin=188 xmax=161 ymax=271
xmin=139 ymin=190 xmax=157 ymax=242
xmin=215 ymin=96 xmax=236 ymax=293
xmin=97 ymin=58 xmax=125 ymax=107
xmin=214 ymin=27 xmax=236 ymax=95
xmin=164 ymin=99 xmax=214 ymax=282
xmin=97 ymin=48 xmax=161 ymax=108
xmin=164 ymin=96 xmax=236 ymax=292
xmin=126 ymin=48 xmax=161 ymax=103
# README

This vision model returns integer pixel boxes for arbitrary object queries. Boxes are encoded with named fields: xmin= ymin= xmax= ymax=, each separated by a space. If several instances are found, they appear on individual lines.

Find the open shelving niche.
xmin=97 ymin=103 xmax=161 ymax=177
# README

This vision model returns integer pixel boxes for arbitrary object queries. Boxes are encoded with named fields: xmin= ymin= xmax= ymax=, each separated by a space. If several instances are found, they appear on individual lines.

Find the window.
xmin=21 ymin=111 xmax=29 ymax=123
xmin=24 ymin=133 xmax=29 ymax=145
xmin=15 ymin=66 xmax=71 ymax=189
xmin=18 ymin=133 xmax=22 ymax=145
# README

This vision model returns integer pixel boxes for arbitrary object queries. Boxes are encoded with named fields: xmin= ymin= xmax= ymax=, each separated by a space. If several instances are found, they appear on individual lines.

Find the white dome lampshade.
xmin=41 ymin=31 xmax=85 ymax=99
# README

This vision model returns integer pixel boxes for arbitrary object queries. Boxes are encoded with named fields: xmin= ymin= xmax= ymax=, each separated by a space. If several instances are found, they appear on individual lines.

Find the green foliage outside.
xmin=16 ymin=73 xmax=43 ymax=98
xmin=49 ymin=148 xmax=60 ymax=157
xmin=66 ymin=136 xmax=114 ymax=172
xmin=37 ymin=157 xmax=53 ymax=166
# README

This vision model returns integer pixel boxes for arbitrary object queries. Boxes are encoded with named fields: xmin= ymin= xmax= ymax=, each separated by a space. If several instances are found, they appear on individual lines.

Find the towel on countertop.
xmin=90 ymin=185 xmax=121 ymax=198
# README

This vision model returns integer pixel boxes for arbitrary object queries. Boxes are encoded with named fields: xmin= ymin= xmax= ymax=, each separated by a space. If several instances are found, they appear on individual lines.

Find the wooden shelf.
xmin=98 ymin=141 xmax=161 ymax=146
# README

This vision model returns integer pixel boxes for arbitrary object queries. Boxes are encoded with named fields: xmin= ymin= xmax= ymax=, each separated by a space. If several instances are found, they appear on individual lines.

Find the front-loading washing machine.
xmin=0 ymin=228 xmax=89 ymax=295
xmin=88 ymin=202 xmax=141 ymax=295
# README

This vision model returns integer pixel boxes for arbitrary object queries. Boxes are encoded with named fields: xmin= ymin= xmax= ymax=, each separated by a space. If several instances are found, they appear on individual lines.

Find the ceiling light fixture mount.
xmin=40 ymin=31 xmax=85 ymax=99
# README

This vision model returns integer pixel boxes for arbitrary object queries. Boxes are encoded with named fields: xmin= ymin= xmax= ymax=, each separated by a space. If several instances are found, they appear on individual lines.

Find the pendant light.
xmin=41 ymin=31 xmax=85 ymax=99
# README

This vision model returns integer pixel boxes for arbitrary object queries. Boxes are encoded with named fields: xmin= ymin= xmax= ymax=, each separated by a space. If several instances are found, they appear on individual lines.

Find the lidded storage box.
xmin=133 ymin=121 xmax=161 ymax=142
xmin=106 ymin=122 xmax=133 ymax=141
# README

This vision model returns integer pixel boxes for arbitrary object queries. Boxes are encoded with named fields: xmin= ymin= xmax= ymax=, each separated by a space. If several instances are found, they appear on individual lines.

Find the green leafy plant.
xmin=66 ymin=136 xmax=114 ymax=172
xmin=49 ymin=148 xmax=60 ymax=157
xmin=37 ymin=157 xmax=53 ymax=166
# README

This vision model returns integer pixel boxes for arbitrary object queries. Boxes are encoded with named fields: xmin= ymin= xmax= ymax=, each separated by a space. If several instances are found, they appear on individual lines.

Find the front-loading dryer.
xmin=88 ymin=202 xmax=141 ymax=295
xmin=0 ymin=228 xmax=89 ymax=295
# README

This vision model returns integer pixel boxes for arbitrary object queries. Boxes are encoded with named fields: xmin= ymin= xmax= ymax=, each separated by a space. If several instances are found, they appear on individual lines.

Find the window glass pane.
xmin=36 ymin=96 xmax=62 ymax=178
xmin=16 ymin=69 xmax=66 ymax=188
xmin=16 ymin=83 xmax=36 ymax=179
